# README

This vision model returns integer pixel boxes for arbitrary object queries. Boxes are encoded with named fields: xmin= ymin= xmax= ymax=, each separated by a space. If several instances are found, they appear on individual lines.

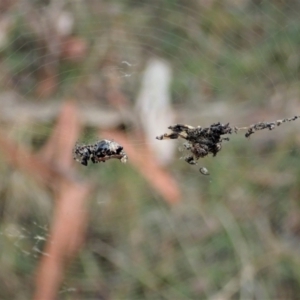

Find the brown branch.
xmin=0 ymin=129 xmax=75 ymax=187
xmin=102 ymin=129 xmax=181 ymax=205
xmin=33 ymin=101 xmax=92 ymax=300
xmin=0 ymin=101 xmax=93 ymax=300
xmin=0 ymin=92 xmax=128 ymax=128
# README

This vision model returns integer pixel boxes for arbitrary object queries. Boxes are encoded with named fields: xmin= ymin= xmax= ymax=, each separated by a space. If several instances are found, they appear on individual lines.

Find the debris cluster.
xmin=244 ymin=116 xmax=299 ymax=138
xmin=156 ymin=116 xmax=300 ymax=166
xmin=156 ymin=123 xmax=236 ymax=165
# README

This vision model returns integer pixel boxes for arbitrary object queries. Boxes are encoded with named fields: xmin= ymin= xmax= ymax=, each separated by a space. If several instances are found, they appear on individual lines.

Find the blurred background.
xmin=1 ymin=0 xmax=300 ymax=299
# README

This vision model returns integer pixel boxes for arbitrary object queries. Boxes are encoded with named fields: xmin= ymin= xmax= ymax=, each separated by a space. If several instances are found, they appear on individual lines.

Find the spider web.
xmin=1 ymin=1 xmax=300 ymax=299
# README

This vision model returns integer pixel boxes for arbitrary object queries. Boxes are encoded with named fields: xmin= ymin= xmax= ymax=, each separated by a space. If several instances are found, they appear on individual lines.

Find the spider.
xmin=156 ymin=123 xmax=233 ymax=165
xmin=73 ymin=139 xmax=128 ymax=166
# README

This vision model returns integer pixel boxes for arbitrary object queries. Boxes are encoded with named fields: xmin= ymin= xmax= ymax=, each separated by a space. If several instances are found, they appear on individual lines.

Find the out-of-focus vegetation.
xmin=1 ymin=0 xmax=300 ymax=299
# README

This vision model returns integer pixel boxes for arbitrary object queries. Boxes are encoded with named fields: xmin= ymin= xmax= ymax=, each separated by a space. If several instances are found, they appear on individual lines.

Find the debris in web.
xmin=73 ymin=139 xmax=128 ymax=166
xmin=156 ymin=116 xmax=300 ymax=166
xmin=242 ymin=116 xmax=299 ymax=138
xmin=199 ymin=167 xmax=210 ymax=175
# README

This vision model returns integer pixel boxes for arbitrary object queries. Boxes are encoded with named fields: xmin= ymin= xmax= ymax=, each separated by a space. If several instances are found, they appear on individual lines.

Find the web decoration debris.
xmin=73 ymin=139 xmax=128 ymax=166
xmin=156 ymin=116 xmax=300 ymax=166
xmin=243 ymin=116 xmax=299 ymax=138
xmin=156 ymin=123 xmax=236 ymax=165
xmin=199 ymin=167 xmax=210 ymax=175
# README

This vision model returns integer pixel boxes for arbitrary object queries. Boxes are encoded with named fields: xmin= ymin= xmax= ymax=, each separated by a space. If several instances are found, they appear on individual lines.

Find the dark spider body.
xmin=73 ymin=139 xmax=127 ymax=166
